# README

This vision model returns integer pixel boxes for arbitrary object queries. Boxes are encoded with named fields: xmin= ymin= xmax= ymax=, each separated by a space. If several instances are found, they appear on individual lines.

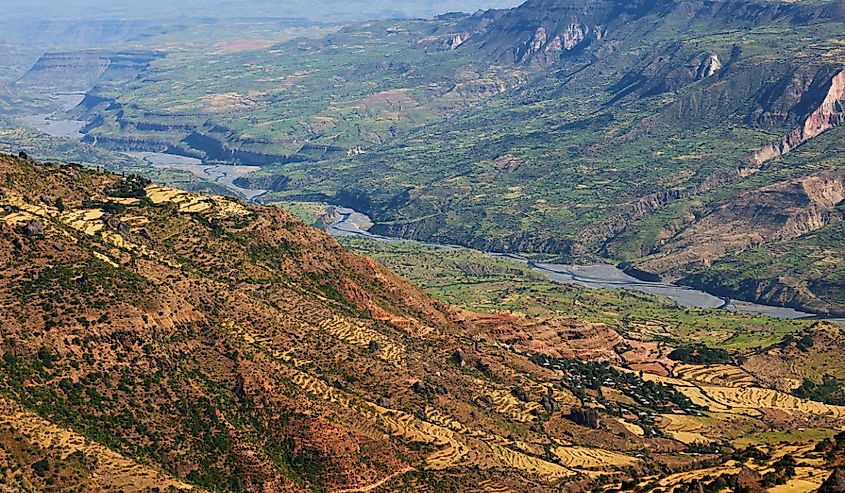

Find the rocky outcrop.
xmin=21 ymin=219 xmax=44 ymax=238
xmin=752 ymin=69 xmax=845 ymax=167
xmin=646 ymin=52 xmax=722 ymax=95
xmin=442 ymin=32 xmax=471 ymax=50
xmin=539 ymin=394 xmax=559 ymax=414
xmin=449 ymin=0 xmax=642 ymax=65
xmin=735 ymin=467 xmax=764 ymax=493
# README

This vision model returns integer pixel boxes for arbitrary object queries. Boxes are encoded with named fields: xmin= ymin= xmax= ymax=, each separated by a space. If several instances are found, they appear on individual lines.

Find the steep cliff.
xmin=14 ymin=50 xmax=163 ymax=94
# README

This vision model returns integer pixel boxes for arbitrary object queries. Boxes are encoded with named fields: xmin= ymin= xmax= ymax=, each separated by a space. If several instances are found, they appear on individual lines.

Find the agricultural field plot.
xmin=639 ymin=369 xmax=845 ymax=420
xmin=551 ymin=446 xmax=638 ymax=469
xmin=318 ymin=315 xmax=406 ymax=366
xmin=145 ymin=185 xmax=252 ymax=219
xmin=637 ymin=443 xmax=837 ymax=493
xmin=693 ymin=386 xmax=845 ymax=419
xmin=656 ymin=414 xmax=718 ymax=444
xmin=672 ymin=364 xmax=758 ymax=388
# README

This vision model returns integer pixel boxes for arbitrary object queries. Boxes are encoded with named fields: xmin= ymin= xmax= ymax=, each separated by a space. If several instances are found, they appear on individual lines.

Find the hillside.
xmin=4 ymin=153 xmax=845 ymax=492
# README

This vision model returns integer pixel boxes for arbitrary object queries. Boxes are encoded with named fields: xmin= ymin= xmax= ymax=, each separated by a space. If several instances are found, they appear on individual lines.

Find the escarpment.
xmin=751 ymin=68 xmax=845 ymax=167
xmin=635 ymin=175 xmax=845 ymax=273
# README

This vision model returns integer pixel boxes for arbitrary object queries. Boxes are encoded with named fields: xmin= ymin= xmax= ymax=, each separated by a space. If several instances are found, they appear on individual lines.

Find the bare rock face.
xmin=753 ymin=68 xmax=845 ymax=166
xmin=515 ymin=22 xmax=599 ymax=63
xmin=820 ymin=468 xmax=845 ymax=493
xmin=539 ymin=394 xmax=559 ymax=414
xmin=642 ymin=51 xmax=723 ymax=95
xmin=443 ymin=32 xmax=471 ymax=50
xmin=451 ymin=350 xmax=467 ymax=366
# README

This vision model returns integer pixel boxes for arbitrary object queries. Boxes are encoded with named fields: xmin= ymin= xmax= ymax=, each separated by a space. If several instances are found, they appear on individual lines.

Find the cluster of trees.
xmin=795 ymin=375 xmax=845 ymax=406
xmin=104 ymin=174 xmax=151 ymax=199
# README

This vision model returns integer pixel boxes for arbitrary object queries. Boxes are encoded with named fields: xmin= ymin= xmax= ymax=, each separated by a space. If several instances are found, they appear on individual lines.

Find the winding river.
xmin=16 ymin=95 xmax=837 ymax=322
xmin=18 ymin=93 xmax=267 ymax=200
xmin=328 ymin=207 xmax=825 ymax=321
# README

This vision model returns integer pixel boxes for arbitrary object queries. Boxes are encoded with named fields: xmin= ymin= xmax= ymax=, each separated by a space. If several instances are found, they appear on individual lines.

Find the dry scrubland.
xmin=2 ymin=154 xmax=845 ymax=492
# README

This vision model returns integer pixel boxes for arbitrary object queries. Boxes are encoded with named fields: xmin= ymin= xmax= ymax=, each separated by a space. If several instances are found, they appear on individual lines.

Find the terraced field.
xmin=656 ymin=414 xmax=716 ymax=444
xmin=638 ymin=443 xmax=836 ymax=493
xmin=551 ymin=446 xmax=638 ymax=469
xmin=694 ymin=386 xmax=845 ymax=418
xmin=672 ymin=364 xmax=758 ymax=388
xmin=145 ymin=185 xmax=251 ymax=218
xmin=319 ymin=315 xmax=406 ymax=366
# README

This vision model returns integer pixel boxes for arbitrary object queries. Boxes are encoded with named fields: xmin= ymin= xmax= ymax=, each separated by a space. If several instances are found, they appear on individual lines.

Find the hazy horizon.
xmin=0 ymin=0 xmax=526 ymax=21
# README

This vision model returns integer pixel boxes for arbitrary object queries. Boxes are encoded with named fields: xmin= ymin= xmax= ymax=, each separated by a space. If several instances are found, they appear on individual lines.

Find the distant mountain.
xmin=457 ymin=0 xmax=845 ymax=61
xmin=13 ymin=50 xmax=163 ymax=93
xmin=0 ymin=0 xmax=525 ymax=22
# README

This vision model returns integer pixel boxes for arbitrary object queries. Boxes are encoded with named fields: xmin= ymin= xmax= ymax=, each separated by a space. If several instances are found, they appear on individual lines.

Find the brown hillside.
xmin=2 ymin=153 xmax=845 ymax=492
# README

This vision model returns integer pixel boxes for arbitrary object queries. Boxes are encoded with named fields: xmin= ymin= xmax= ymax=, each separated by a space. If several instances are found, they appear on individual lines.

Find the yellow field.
xmin=1 ymin=210 xmax=39 ymax=227
xmin=552 ymin=446 xmax=638 ymax=469
xmin=646 ymin=462 xmax=742 ymax=490
xmin=691 ymin=386 xmax=845 ymax=418
xmin=319 ymin=315 xmax=405 ymax=366
xmin=657 ymin=414 xmax=715 ymax=444
xmin=673 ymin=364 xmax=757 ymax=387
xmin=633 ymin=366 xmax=845 ymax=419
xmin=145 ymin=185 xmax=251 ymax=219
xmin=489 ymin=442 xmax=573 ymax=479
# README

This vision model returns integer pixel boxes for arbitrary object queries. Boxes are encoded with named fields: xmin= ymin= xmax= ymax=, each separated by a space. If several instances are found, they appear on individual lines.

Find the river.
xmin=17 ymin=93 xmax=267 ymax=200
xmin=328 ymin=207 xmax=824 ymax=321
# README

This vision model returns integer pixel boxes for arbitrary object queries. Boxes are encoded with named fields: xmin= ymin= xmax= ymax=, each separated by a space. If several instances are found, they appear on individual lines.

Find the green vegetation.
xmin=795 ymin=376 xmax=845 ymax=406
xmin=343 ymin=236 xmax=811 ymax=349
xmin=269 ymin=201 xmax=332 ymax=227
xmin=532 ymin=355 xmax=702 ymax=415
xmin=48 ymin=0 xmax=845 ymax=315
xmin=668 ymin=346 xmax=735 ymax=365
